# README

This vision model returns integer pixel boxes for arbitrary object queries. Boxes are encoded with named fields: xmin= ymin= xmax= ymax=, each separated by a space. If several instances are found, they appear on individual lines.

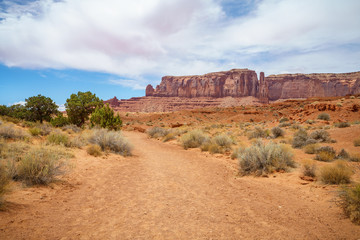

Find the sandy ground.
xmin=1 ymin=131 xmax=360 ymax=239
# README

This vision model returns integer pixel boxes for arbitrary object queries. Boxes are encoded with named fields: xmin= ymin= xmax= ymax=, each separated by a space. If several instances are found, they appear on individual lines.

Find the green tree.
xmin=0 ymin=105 xmax=9 ymax=116
xmin=9 ymin=104 xmax=30 ymax=120
xmin=90 ymin=104 xmax=122 ymax=130
xmin=25 ymin=94 xmax=59 ymax=123
xmin=65 ymin=91 xmax=103 ymax=127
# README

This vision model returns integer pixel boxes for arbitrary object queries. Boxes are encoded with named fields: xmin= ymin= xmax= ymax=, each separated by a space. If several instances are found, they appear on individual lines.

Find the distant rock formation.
xmin=106 ymin=69 xmax=360 ymax=112
xmin=146 ymin=69 xmax=260 ymax=98
xmin=266 ymin=72 xmax=360 ymax=101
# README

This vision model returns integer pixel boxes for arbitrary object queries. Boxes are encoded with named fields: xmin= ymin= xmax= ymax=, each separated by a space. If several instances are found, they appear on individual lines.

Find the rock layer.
xmin=146 ymin=69 xmax=260 ymax=98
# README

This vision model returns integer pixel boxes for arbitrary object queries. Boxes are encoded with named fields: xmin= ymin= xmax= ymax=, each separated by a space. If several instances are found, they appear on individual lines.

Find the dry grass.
xmin=238 ymin=140 xmax=295 ymax=176
xmin=17 ymin=147 xmax=69 ymax=185
xmin=0 ymin=164 xmax=10 ymax=208
xmin=86 ymin=144 xmax=102 ymax=157
xmin=317 ymin=113 xmax=330 ymax=120
xmin=181 ymin=130 xmax=209 ymax=150
xmin=0 ymin=124 xmax=28 ymax=140
xmin=354 ymin=137 xmax=360 ymax=147
xmin=303 ymin=143 xmax=320 ymax=154
xmin=47 ymin=132 xmax=70 ymax=147
xmin=320 ymin=161 xmax=353 ymax=184
xmin=338 ymin=184 xmax=360 ymax=225
xmin=147 ymin=127 xmax=170 ymax=139
xmin=301 ymin=160 xmax=317 ymax=178
xmin=88 ymin=128 xmax=132 ymax=156
xmin=271 ymin=126 xmax=284 ymax=138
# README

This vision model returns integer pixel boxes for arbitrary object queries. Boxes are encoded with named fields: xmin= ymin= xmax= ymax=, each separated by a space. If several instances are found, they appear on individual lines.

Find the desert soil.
xmin=1 ymin=131 xmax=360 ymax=239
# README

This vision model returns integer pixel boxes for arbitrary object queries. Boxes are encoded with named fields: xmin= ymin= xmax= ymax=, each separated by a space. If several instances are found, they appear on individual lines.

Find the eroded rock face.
xmin=146 ymin=69 xmax=259 ymax=98
xmin=266 ymin=72 xmax=360 ymax=101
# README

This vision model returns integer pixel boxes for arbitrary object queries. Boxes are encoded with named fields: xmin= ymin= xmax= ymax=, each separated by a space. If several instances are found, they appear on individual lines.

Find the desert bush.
xmin=147 ymin=127 xmax=170 ymax=139
xmin=17 ymin=147 xmax=68 ymax=185
xmin=0 ymin=124 xmax=28 ymax=140
xmin=70 ymin=135 xmax=86 ymax=148
xmin=50 ymin=114 xmax=69 ymax=127
xmin=278 ymin=122 xmax=291 ymax=128
xmin=335 ymin=122 xmax=351 ymax=128
xmin=350 ymin=96 xmax=356 ymax=99
xmin=162 ymin=132 xmax=176 ymax=142
xmin=181 ymin=130 xmax=209 ymax=149
xmin=349 ymin=154 xmax=360 ymax=162
xmin=231 ymin=147 xmax=244 ymax=159
xmin=310 ymin=130 xmax=330 ymax=142
xmin=62 ymin=124 xmax=82 ymax=133
xmin=88 ymin=128 xmax=132 ymax=156
xmin=86 ymin=144 xmax=102 ymax=157
xmin=90 ymin=104 xmax=122 ymax=130
xmin=302 ymin=160 xmax=317 ymax=178
xmin=0 ymin=164 xmax=9 ymax=207
xmin=248 ymin=127 xmax=268 ymax=139
xmin=279 ymin=117 xmax=289 ymax=123
xmin=320 ymin=161 xmax=352 ymax=184
xmin=336 ymin=149 xmax=350 ymax=159
xmin=303 ymin=143 xmax=320 ymax=154
xmin=201 ymin=141 xmax=224 ymax=154
xmin=305 ymin=119 xmax=316 ymax=125
xmin=271 ymin=127 xmax=284 ymax=138
xmin=315 ymin=146 xmax=336 ymax=162
xmin=336 ymin=102 xmax=343 ymax=107
xmin=238 ymin=140 xmax=295 ymax=176
xmin=28 ymin=127 xmax=41 ymax=136
xmin=354 ymin=138 xmax=360 ymax=147
xmin=213 ymin=134 xmax=234 ymax=148
xmin=47 ymin=132 xmax=70 ymax=147
xmin=292 ymin=128 xmax=309 ymax=148
xmin=338 ymin=184 xmax=360 ymax=225
xmin=317 ymin=113 xmax=330 ymax=121
xmin=0 ymin=142 xmax=30 ymax=162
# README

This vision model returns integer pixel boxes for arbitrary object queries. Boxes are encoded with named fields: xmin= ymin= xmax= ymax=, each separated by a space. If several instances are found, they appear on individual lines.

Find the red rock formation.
xmin=146 ymin=69 xmax=260 ymax=98
xmin=104 ymin=96 xmax=120 ymax=107
xmin=265 ymin=72 xmax=360 ymax=101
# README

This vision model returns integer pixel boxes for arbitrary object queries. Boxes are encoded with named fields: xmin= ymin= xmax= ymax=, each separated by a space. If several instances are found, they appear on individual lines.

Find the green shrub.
xmin=147 ymin=127 xmax=170 ymax=138
xmin=335 ymin=122 xmax=351 ymax=128
xmin=338 ymin=184 xmax=360 ymax=225
xmin=17 ymin=147 xmax=68 ymax=185
xmin=50 ymin=114 xmax=69 ymax=127
xmin=181 ymin=130 xmax=209 ymax=149
xmin=86 ymin=144 xmax=102 ymax=157
xmin=302 ymin=161 xmax=317 ymax=178
xmin=310 ymin=130 xmax=330 ymax=142
xmin=88 ymin=129 xmax=132 ymax=156
xmin=0 ymin=164 xmax=10 ymax=207
xmin=303 ymin=143 xmax=320 ymax=154
xmin=305 ymin=119 xmax=316 ymax=125
xmin=353 ymin=138 xmax=360 ymax=147
xmin=0 ymin=124 xmax=28 ymax=140
xmin=238 ymin=141 xmax=295 ymax=176
xmin=231 ymin=147 xmax=244 ymax=159
xmin=271 ymin=126 xmax=284 ymax=138
xmin=350 ymin=96 xmax=356 ymax=99
xmin=29 ymin=127 xmax=41 ymax=136
xmin=90 ymin=104 xmax=122 ymax=130
xmin=320 ymin=161 xmax=352 ymax=184
xmin=292 ymin=128 xmax=309 ymax=148
xmin=317 ymin=113 xmax=330 ymax=121
xmin=47 ymin=132 xmax=70 ymax=147
xmin=248 ymin=127 xmax=268 ymax=139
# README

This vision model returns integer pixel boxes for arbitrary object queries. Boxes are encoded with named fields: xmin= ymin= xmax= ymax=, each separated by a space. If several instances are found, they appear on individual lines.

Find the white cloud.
xmin=0 ymin=0 xmax=359 ymax=87
xmin=8 ymin=101 xmax=26 ymax=106
xmin=57 ymin=103 xmax=65 ymax=111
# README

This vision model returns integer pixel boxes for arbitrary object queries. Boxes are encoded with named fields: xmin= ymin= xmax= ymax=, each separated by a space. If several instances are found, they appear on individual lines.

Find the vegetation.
xmin=309 ymin=130 xmax=330 ymax=142
xmin=65 ymin=91 xmax=103 ymax=127
xmin=147 ymin=126 xmax=170 ymax=138
xmin=271 ymin=126 xmax=284 ymax=138
xmin=86 ymin=144 xmax=102 ymax=157
xmin=50 ymin=114 xmax=69 ymax=127
xmin=88 ymin=128 xmax=132 ymax=156
xmin=335 ymin=122 xmax=351 ymax=128
xmin=320 ymin=161 xmax=352 ymax=184
xmin=0 ymin=164 xmax=9 ymax=207
xmin=0 ymin=124 xmax=28 ymax=140
xmin=25 ymin=94 xmax=59 ymax=123
xmin=248 ymin=127 xmax=269 ymax=139
xmin=317 ymin=113 xmax=330 ymax=121
xmin=90 ymin=104 xmax=122 ymax=130
xmin=303 ymin=143 xmax=320 ymax=154
xmin=181 ymin=130 xmax=209 ymax=149
xmin=279 ymin=117 xmax=289 ymax=123
xmin=302 ymin=160 xmax=317 ymax=178
xmin=47 ymin=132 xmax=70 ymax=147
xmin=17 ymin=147 xmax=68 ymax=185
xmin=292 ymin=128 xmax=309 ymax=148
xmin=315 ymin=146 xmax=336 ymax=162
xmin=353 ymin=137 xmax=360 ymax=147
xmin=338 ymin=184 xmax=360 ymax=225
xmin=238 ymin=140 xmax=295 ymax=176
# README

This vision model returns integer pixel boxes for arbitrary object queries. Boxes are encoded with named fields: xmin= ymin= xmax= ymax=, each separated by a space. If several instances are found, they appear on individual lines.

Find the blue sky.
xmin=1 ymin=0 xmax=360 ymax=108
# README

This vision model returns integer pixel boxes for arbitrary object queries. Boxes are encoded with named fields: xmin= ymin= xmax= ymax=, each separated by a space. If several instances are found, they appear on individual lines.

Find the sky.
xmin=0 ymin=0 xmax=359 ymax=109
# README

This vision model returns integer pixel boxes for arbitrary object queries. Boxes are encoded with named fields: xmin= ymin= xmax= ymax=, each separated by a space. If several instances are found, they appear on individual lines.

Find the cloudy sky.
xmin=0 ymin=0 xmax=359 ymax=108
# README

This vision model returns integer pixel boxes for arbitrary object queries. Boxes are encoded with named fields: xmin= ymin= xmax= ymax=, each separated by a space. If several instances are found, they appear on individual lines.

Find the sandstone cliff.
xmin=266 ymin=72 xmax=360 ymax=101
xmin=146 ymin=69 xmax=260 ymax=98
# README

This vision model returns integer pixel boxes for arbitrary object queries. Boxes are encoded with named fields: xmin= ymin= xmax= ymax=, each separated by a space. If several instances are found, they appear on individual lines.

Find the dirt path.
xmin=1 ymin=131 xmax=360 ymax=239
